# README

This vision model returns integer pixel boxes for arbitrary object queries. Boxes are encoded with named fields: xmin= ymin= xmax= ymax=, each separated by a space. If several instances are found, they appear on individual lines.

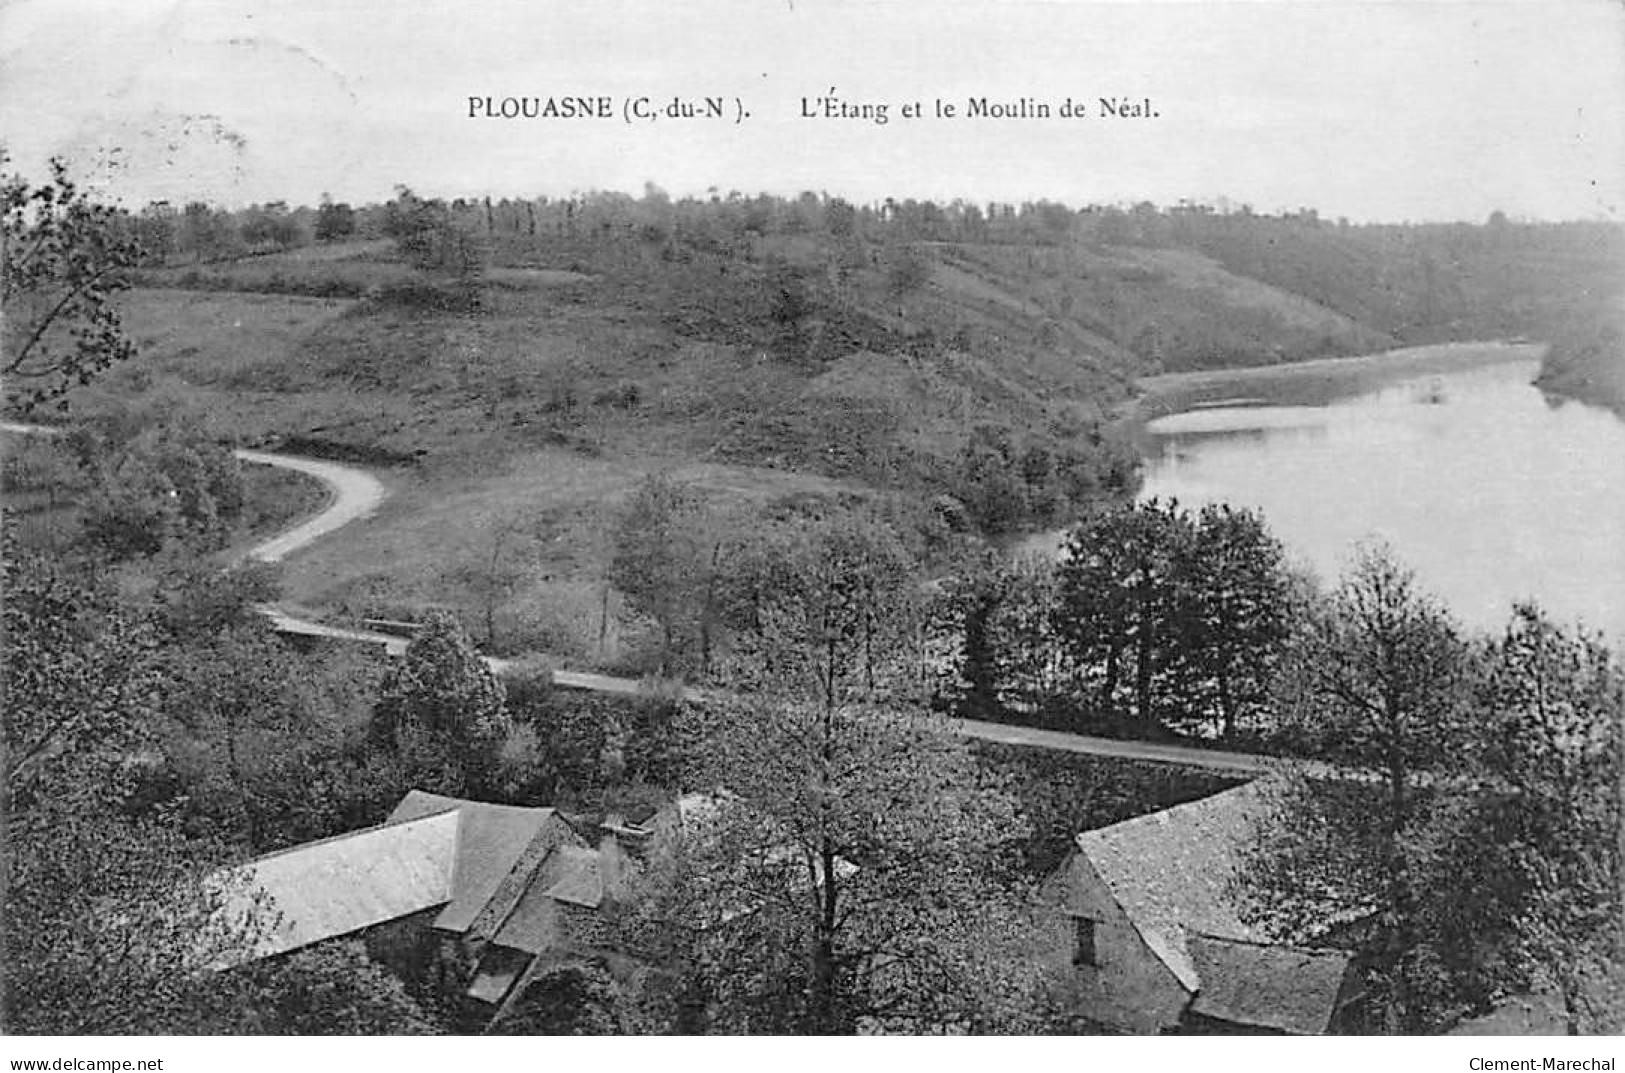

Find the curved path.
xmin=3 ymin=422 xmax=387 ymax=565
xmin=6 ymin=420 xmax=1294 ymax=777
xmin=227 ymin=445 xmax=1291 ymax=776
xmin=237 ymin=449 xmax=387 ymax=563
xmin=3 ymin=421 xmax=401 ymax=652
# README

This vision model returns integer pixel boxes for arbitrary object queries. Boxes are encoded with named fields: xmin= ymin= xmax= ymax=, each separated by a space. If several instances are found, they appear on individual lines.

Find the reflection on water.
xmin=1140 ymin=354 xmax=1625 ymax=640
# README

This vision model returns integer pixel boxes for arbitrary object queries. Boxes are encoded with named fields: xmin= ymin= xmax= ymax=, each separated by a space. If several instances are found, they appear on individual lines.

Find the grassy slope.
xmin=44 ymin=223 xmax=1619 ymax=665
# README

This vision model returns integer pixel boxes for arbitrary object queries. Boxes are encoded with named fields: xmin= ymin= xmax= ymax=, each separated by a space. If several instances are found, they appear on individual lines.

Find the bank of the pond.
xmin=1129 ymin=340 xmax=1547 ymax=429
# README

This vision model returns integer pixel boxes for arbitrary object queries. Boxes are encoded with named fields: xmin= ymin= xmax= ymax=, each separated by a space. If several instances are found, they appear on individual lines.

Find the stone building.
xmin=204 ymin=790 xmax=655 ymax=1026
xmin=1042 ymin=780 xmax=1363 ymax=1035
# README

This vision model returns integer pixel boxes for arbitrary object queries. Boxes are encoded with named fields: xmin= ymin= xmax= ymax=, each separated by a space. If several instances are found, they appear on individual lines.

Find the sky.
xmin=0 ymin=0 xmax=1621 ymax=222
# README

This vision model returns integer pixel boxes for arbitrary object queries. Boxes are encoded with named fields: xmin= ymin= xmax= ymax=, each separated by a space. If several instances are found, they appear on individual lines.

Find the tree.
xmin=177 ymin=200 xmax=237 ymax=264
xmin=5 ymin=799 xmax=270 ymax=1033
xmin=938 ymin=553 xmax=1069 ymax=722
xmin=314 ymin=195 xmax=357 ymax=243
xmin=622 ymin=511 xmax=1047 ymax=1033
xmin=608 ymin=474 xmax=709 ymax=673
xmin=75 ymin=430 xmax=246 ymax=561
xmin=238 ymin=201 xmax=302 ymax=251
xmin=622 ymin=697 xmax=1042 ymax=1034
xmin=133 ymin=201 xmax=178 ymax=266
xmin=1178 ymin=503 xmax=1293 ymax=738
xmin=1239 ymin=544 xmax=1479 ymax=1031
xmin=155 ymin=627 xmax=350 ymax=851
xmin=718 ymin=512 xmax=923 ymax=707
xmin=956 ymin=426 xmax=1030 ymax=535
xmin=2 ymin=540 xmax=161 ymax=809
xmin=2 ymin=157 xmax=142 ymax=409
xmin=1055 ymin=499 xmax=1191 ymax=726
xmin=489 ymin=963 xmax=624 ymax=1034
xmin=242 ymin=941 xmax=440 ymax=1034
xmin=1470 ymin=604 xmax=1623 ymax=1033
xmin=370 ymin=610 xmax=511 ymax=796
xmin=447 ymin=510 xmax=541 ymax=651
xmin=382 ymin=186 xmax=486 ymax=283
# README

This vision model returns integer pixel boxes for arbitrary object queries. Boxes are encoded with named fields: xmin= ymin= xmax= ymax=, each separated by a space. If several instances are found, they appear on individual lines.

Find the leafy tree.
xmin=177 ymin=200 xmax=238 ymax=264
xmin=370 ymin=610 xmax=511 ymax=796
xmin=503 ymin=675 xmax=625 ymax=805
xmin=2 ymin=540 xmax=161 ymax=808
xmin=1178 ymin=503 xmax=1293 ymax=737
xmin=314 ymin=196 xmax=357 ymax=242
xmin=718 ymin=512 xmax=923 ymax=707
xmin=1055 ymin=499 xmax=1191 ymax=726
xmin=0 ymin=432 xmax=91 ymax=550
xmin=2 ymin=157 xmax=142 ymax=409
xmin=4 ymin=800 xmax=272 ymax=1033
xmin=1469 ymin=604 xmax=1623 ymax=1033
xmin=1240 ymin=544 xmax=1478 ymax=1031
xmin=133 ymin=201 xmax=178 ymax=266
xmin=490 ymin=963 xmax=625 ymax=1035
xmin=624 ymin=511 xmax=1047 ymax=1033
xmin=241 ymin=941 xmax=440 ymax=1034
xmin=66 ymin=427 xmax=246 ymax=562
xmin=154 ymin=627 xmax=352 ymax=851
xmin=150 ymin=559 xmax=282 ymax=641
xmin=938 ymin=553 xmax=1069 ymax=721
xmin=622 ymin=697 xmax=1042 ymax=1034
xmin=238 ymin=201 xmax=302 ymax=250
xmin=383 ymin=185 xmax=486 ymax=283
xmin=824 ymin=197 xmax=858 ymax=238
xmin=609 ymin=474 xmax=708 ymax=673
xmin=956 ymin=426 xmax=1030 ymax=535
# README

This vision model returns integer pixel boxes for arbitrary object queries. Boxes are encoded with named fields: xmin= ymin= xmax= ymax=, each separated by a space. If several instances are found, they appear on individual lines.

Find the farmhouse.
xmin=203 ymin=790 xmax=658 ymax=1024
xmin=205 ymin=780 xmax=1365 ymax=1034
xmin=1042 ymin=780 xmax=1363 ymax=1035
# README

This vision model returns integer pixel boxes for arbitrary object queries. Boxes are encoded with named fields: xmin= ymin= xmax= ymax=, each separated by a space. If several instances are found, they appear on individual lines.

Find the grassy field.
xmin=30 ymin=215 xmax=1605 ymax=671
xmin=47 ymin=240 xmax=1152 ymax=664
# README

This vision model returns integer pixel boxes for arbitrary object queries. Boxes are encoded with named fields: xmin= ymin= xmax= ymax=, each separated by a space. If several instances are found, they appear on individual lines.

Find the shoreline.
xmin=1128 ymin=340 xmax=1546 ymax=425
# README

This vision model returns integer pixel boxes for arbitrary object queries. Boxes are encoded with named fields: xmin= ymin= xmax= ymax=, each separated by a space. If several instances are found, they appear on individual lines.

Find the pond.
xmin=1023 ymin=344 xmax=1625 ymax=642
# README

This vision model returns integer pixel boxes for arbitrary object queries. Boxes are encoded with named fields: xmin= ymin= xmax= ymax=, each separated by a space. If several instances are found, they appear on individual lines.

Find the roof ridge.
xmin=231 ymin=807 xmax=461 ymax=867
xmin=1074 ymin=780 xmax=1263 ymax=846
xmin=1186 ymin=928 xmax=1349 ymax=959
xmin=397 ymin=789 xmax=557 ymax=818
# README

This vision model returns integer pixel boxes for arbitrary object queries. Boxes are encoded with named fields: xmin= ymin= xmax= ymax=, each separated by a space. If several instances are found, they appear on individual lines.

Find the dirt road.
xmin=236 ymin=449 xmax=388 ymax=563
xmin=7 ymin=420 xmax=1302 ymax=778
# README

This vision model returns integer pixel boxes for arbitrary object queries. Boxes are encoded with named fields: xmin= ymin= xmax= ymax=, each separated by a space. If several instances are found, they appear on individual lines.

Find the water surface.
xmin=1030 ymin=346 xmax=1625 ymax=642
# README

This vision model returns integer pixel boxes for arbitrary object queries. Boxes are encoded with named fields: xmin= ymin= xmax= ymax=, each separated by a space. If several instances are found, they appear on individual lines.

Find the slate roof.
xmin=204 ymin=810 xmax=460 ymax=970
xmin=1186 ymin=932 xmax=1353 ymax=1035
xmin=205 ymin=791 xmax=564 ymax=970
xmin=541 ymin=845 xmax=605 ymax=908
xmin=491 ymin=843 xmax=607 ymax=954
xmin=1073 ymin=781 xmax=1271 ymax=992
xmin=467 ymin=945 xmax=533 ymax=1005
xmin=387 ymin=790 xmax=558 ymax=933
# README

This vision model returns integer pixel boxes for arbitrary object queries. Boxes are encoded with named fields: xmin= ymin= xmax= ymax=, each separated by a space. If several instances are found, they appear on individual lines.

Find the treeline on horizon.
xmin=110 ymin=182 xmax=1625 ymax=402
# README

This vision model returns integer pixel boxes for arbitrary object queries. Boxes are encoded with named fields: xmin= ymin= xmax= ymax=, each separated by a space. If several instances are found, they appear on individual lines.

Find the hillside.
xmin=27 ymin=194 xmax=1623 ymax=667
